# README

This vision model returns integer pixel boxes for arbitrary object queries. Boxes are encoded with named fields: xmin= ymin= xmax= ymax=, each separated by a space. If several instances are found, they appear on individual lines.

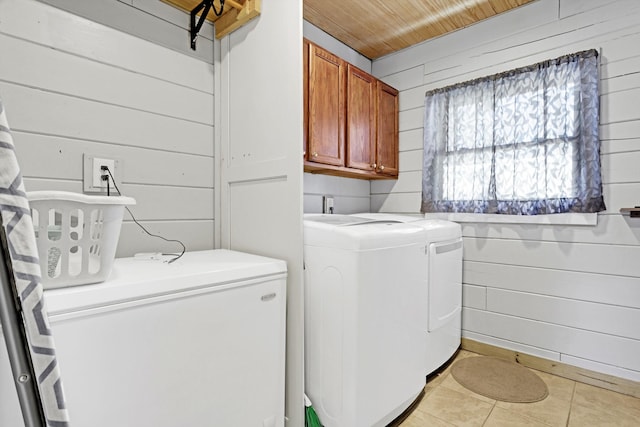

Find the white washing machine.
xmin=303 ymin=214 xmax=428 ymax=427
xmin=353 ymin=213 xmax=463 ymax=376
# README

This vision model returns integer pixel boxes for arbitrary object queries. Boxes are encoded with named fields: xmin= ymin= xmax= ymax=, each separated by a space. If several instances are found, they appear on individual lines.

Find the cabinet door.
xmin=376 ymin=81 xmax=399 ymax=177
xmin=308 ymin=44 xmax=346 ymax=166
xmin=346 ymin=65 xmax=376 ymax=171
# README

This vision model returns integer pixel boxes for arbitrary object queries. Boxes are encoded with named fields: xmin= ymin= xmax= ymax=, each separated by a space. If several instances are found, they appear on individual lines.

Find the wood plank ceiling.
xmin=304 ymin=0 xmax=536 ymax=59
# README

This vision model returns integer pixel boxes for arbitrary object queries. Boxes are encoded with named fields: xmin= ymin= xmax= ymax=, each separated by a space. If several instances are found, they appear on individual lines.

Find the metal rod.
xmin=0 ymin=219 xmax=46 ymax=427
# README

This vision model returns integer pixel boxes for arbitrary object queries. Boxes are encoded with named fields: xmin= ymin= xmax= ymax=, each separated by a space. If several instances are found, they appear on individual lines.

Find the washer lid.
xmin=351 ymin=213 xmax=461 ymax=241
xmin=44 ymin=250 xmax=287 ymax=315
xmin=304 ymin=214 xmax=426 ymax=250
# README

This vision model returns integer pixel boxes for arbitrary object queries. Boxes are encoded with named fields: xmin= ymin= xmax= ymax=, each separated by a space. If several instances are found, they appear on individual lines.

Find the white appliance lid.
xmin=304 ymin=215 xmax=426 ymax=250
xmin=44 ymin=249 xmax=287 ymax=315
xmin=352 ymin=213 xmax=462 ymax=241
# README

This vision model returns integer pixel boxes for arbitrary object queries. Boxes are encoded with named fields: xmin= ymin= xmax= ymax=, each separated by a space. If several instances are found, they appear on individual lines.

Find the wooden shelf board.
xmin=162 ymin=0 xmax=261 ymax=39
xmin=620 ymin=207 xmax=640 ymax=217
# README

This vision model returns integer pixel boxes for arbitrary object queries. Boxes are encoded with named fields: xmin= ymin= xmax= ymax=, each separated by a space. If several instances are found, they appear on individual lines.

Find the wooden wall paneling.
xmin=303 ymin=194 xmax=371 ymax=215
xmin=379 ymin=65 xmax=425 ymax=92
xmin=419 ymin=0 xmax=640 ymax=86
xmin=399 ymin=85 xmax=428 ymax=112
xmin=604 ymin=183 xmax=640 ymax=211
xmin=0 ymin=33 xmax=213 ymax=124
xmin=399 ymin=128 xmax=424 ymax=151
xmin=462 ymin=284 xmax=486 ymax=309
xmin=0 ymin=83 xmax=213 ymax=156
xmin=462 ymin=331 xmax=562 ymax=362
xmin=0 ymin=0 xmax=214 ymax=92
xmin=370 ymin=170 xmax=421 ymax=195
xmin=486 ymin=288 xmax=640 ymax=340
xmin=602 ymin=88 xmax=640 ymax=124
xmin=599 ymin=152 xmax=640 ymax=184
xmin=559 ymin=0 xmax=621 ymax=19
xmin=463 ymin=260 xmax=640 ymax=308
xmin=459 ymin=215 xmax=640 ymax=246
xmin=463 ymin=237 xmax=640 ymax=277
xmin=398 ymin=107 xmax=423 ymax=132
xmin=601 ymin=120 xmax=640 ymax=141
xmin=601 ymin=138 xmax=640 ymax=156
xmin=13 ymin=133 xmax=213 ymax=187
xmin=40 ymin=0 xmax=214 ymax=62
xmin=303 ymin=173 xmax=371 ymax=214
xmin=371 ymin=192 xmax=421 ymax=213
xmin=463 ymin=308 xmax=640 ymax=372
xmin=118 ymin=220 xmax=214 ymax=256
xmin=117 ymin=184 xmax=214 ymax=221
xmin=602 ymin=55 xmax=640 ymax=81
xmin=398 ymin=150 xmax=422 ymax=172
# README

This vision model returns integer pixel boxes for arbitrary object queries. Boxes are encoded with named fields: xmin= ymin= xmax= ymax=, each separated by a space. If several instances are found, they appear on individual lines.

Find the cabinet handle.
xmin=371 ymin=163 xmax=377 ymax=169
xmin=379 ymin=165 xmax=385 ymax=171
xmin=312 ymin=152 xmax=318 ymax=157
xmin=303 ymin=150 xmax=306 ymax=156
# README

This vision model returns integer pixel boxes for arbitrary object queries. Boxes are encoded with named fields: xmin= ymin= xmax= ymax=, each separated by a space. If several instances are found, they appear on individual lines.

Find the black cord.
xmin=212 ymin=0 xmax=225 ymax=16
xmin=103 ymin=167 xmax=186 ymax=264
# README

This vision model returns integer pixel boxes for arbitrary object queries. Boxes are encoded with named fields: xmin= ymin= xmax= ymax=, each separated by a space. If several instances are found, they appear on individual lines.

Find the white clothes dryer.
xmin=353 ymin=213 xmax=463 ymax=376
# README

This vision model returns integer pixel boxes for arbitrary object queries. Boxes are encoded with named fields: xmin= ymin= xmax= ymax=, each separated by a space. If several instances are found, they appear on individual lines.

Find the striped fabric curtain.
xmin=422 ymin=49 xmax=606 ymax=215
xmin=0 ymin=97 xmax=70 ymax=426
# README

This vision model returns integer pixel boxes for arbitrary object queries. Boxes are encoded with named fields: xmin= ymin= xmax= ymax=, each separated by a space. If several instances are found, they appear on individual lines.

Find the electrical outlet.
xmin=92 ymin=157 xmax=115 ymax=188
xmin=323 ymin=195 xmax=334 ymax=214
xmin=83 ymin=154 xmax=121 ymax=193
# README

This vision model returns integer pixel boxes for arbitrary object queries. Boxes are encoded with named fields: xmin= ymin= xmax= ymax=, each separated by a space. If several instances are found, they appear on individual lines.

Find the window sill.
xmin=424 ymin=212 xmax=598 ymax=226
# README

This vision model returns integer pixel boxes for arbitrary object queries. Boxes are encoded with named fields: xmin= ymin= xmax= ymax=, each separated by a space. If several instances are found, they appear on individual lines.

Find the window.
xmin=422 ymin=49 xmax=605 ymax=215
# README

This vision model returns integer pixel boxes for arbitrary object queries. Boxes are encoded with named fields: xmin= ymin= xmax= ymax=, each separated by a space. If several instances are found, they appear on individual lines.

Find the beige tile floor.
xmin=398 ymin=350 xmax=640 ymax=427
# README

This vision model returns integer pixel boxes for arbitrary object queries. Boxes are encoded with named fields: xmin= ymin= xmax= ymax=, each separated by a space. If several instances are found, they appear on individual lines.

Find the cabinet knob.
xmin=379 ymin=165 xmax=385 ymax=171
xmin=303 ymin=150 xmax=306 ymax=157
xmin=312 ymin=152 xmax=318 ymax=157
xmin=371 ymin=163 xmax=377 ymax=169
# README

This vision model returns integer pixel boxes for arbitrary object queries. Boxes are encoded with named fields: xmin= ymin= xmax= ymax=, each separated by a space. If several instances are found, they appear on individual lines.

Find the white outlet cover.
xmin=83 ymin=154 xmax=121 ymax=193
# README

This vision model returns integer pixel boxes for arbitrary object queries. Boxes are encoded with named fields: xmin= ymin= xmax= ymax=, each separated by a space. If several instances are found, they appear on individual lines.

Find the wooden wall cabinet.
xmin=303 ymin=40 xmax=399 ymax=180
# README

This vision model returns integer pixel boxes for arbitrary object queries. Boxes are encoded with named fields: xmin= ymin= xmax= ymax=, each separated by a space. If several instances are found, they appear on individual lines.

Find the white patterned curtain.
xmin=422 ymin=49 xmax=605 ymax=215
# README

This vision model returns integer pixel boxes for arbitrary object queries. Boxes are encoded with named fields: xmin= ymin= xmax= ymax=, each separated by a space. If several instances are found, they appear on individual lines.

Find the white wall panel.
xmin=13 ymin=132 xmax=213 ymax=188
xmin=0 ymin=0 xmax=214 ymax=93
xmin=486 ymin=288 xmax=640 ymax=340
xmin=462 ymin=330 xmax=561 ymax=362
xmin=462 ymin=284 xmax=486 ymax=310
xmin=369 ymin=0 xmax=640 ymax=381
xmin=463 ymin=308 xmax=640 ymax=372
xmin=380 ymin=65 xmax=424 ymax=92
xmin=399 ymin=108 xmax=423 ymax=132
xmin=460 ymin=215 xmax=640 ymax=246
xmin=219 ymin=2 xmax=304 ymax=424
xmin=370 ymin=170 xmax=421 ymax=195
xmin=0 ymin=0 xmax=215 ymax=259
xmin=464 ymin=261 xmax=640 ymax=308
xmin=1 ymin=83 xmax=213 ymax=156
xmin=464 ymin=237 xmax=640 ymax=277
xmin=0 ymin=33 xmax=213 ymax=125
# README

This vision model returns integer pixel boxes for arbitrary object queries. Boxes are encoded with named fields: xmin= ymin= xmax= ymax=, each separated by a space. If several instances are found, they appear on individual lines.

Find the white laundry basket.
xmin=27 ymin=191 xmax=136 ymax=288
